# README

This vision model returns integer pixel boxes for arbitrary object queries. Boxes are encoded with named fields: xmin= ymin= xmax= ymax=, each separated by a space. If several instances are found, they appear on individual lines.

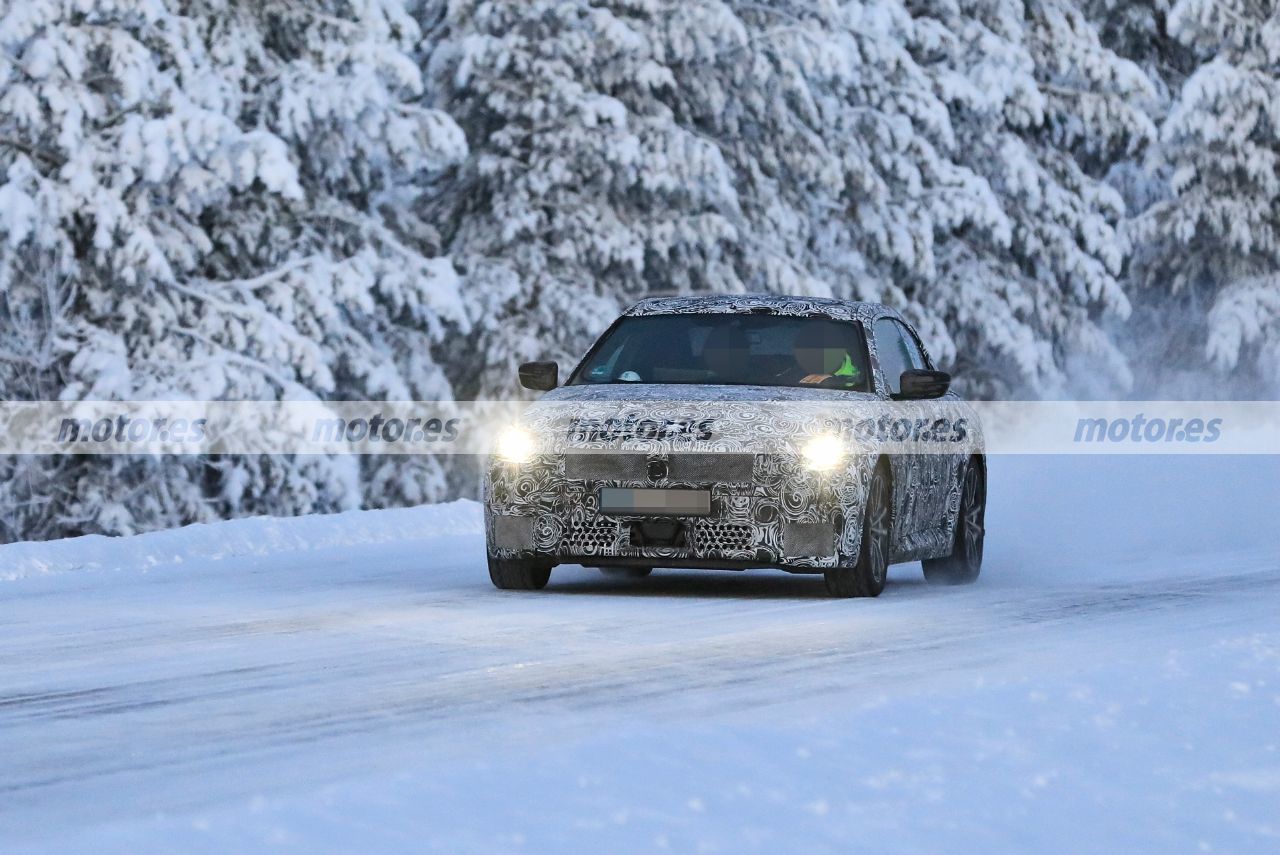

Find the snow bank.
xmin=0 ymin=500 xmax=482 ymax=583
xmin=4 ymin=454 xmax=1278 ymax=585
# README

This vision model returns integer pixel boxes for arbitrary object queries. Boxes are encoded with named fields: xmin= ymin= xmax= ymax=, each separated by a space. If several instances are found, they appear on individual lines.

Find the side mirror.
xmin=518 ymin=360 xmax=558 ymax=392
xmin=894 ymin=369 xmax=950 ymax=400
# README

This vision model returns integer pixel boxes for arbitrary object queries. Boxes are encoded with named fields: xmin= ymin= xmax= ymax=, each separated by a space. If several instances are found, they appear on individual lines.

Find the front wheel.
xmin=488 ymin=555 xmax=552 ymax=590
xmin=922 ymin=458 xmax=985 ymax=585
xmin=824 ymin=463 xmax=891 ymax=598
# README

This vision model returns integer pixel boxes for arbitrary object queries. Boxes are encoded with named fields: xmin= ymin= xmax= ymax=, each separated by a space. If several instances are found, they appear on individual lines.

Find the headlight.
xmin=801 ymin=434 xmax=845 ymax=472
xmin=495 ymin=425 xmax=536 ymax=464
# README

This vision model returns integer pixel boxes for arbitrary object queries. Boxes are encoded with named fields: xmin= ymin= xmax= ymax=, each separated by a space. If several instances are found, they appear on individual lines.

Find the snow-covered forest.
xmin=1 ymin=0 xmax=1277 ymax=541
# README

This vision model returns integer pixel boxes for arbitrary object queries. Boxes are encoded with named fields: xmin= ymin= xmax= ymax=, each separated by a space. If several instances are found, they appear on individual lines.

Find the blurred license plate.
xmin=598 ymin=488 xmax=711 ymax=516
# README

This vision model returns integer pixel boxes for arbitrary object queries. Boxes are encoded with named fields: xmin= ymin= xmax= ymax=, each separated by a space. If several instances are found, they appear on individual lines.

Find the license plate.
xmin=598 ymin=487 xmax=712 ymax=516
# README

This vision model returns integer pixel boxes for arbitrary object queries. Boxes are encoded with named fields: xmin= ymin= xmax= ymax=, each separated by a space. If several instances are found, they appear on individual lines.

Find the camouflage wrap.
xmin=484 ymin=295 xmax=983 ymax=571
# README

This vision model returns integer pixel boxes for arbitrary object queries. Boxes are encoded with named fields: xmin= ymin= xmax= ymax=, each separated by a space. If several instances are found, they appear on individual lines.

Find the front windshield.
xmin=570 ymin=313 xmax=871 ymax=391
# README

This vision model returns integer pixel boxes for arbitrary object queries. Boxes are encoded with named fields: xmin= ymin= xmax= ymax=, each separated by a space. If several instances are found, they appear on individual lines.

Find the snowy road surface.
xmin=3 ymin=456 xmax=1280 ymax=852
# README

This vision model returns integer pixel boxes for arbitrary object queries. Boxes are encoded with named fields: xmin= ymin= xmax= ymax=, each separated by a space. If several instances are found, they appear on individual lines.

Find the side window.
xmin=894 ymin=320 xmax=928 ymax=371
xmin=872 ymin=318 xmax=912 ymax=396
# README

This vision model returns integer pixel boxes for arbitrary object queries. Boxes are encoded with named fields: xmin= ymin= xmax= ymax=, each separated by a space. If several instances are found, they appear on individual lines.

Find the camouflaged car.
xmin=484 ymin=294 xmax=986 ymax=598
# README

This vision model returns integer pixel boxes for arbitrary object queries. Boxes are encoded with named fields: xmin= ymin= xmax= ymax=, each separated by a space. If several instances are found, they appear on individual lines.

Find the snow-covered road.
xmin=3 ymin=457 xmax=1279 ymax=853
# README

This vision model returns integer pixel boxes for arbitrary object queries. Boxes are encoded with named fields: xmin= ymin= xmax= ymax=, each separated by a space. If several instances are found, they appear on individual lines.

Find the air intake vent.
xmin=693 ymin=521 xmax=755 ymax=554
xmin=784 ymin=522 xmax=836 ymax=558
xmin=564 ymin=515 xmax=622 ymax=554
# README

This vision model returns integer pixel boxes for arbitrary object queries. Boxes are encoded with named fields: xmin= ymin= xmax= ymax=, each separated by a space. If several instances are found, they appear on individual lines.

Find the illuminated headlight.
xmin=495 ymin=426 xmax=536 ymax=464
xmin=801 ymin=434 xmax=846 ymax=472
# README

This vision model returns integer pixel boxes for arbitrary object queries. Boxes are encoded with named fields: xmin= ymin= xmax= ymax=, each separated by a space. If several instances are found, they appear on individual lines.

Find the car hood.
xmin=518 ymin=383 xmax=882 ymax=455
xmin=542 ymin=383 xmax=879 ymax=405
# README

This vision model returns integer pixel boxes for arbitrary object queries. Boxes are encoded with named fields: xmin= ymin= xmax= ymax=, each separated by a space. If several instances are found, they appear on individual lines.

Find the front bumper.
xmin=484 ymin=451 xmax=865 ymax=570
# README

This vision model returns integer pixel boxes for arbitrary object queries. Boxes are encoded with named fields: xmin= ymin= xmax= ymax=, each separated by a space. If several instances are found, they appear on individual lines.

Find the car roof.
xmin=624 ymin=293 xmax=901 ymax=323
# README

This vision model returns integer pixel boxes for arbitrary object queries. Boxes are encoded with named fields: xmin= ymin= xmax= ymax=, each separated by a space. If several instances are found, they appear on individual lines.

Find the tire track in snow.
xmin=1 ymin=562 xmax=1277 ymax=816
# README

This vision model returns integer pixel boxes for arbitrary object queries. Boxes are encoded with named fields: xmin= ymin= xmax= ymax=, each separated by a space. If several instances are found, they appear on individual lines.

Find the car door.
xmin=872 ymin=317 xmax=949 ymax=558
xmin=898 ymin=319 xmax=967 ymax=557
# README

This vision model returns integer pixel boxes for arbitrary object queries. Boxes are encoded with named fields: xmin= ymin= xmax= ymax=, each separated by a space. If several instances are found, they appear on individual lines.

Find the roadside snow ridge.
xmin=0 ymin=500 xmax=482 ymax=582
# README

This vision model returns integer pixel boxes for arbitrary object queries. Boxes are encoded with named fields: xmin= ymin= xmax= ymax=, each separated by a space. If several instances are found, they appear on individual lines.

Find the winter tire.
xmin=824 ymin=462 xmax=891 ymax=598
xmin=922 ymin=457 xmax=985 ymax=585
xmin=487 ymin=555 xmax=552 ymax=590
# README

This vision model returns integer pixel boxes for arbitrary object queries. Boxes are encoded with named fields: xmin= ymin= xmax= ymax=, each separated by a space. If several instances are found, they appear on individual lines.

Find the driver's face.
xmin=796 ymin=346 xmax=844 ymax=375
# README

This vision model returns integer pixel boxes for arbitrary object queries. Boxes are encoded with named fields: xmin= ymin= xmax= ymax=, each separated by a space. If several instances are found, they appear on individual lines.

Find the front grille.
xmin=692 ymin=521 xmax=755 ymax=553
xmin=551 ymin=450 xmax=778 ymax=561
xmin=565 ymin=515 xmax=621 ymax=554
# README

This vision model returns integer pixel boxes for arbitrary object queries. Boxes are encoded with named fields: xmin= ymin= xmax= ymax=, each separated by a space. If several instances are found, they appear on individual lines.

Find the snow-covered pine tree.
xmin=424 ymin=1 xmax=938 ymax=393
xmin=1128 ymin=0 xmax=1280 ymax=396
xmin=421 ymin=0 xmax=748 ymax=399
xmin=676 ymin=0 xmax=1156 ymax=397
xmin=0 ymin=0 xmax=1226 ymax=541
xmin=429 ymin=0 xmax=1156 ymax=399
xmin=0 ymin=0 xmax=467 ymax=539
xmin=643 ymin=1 xmax=985 ymax=363
xmin=905 ymin=0 xmax=1157 ymax=397
xmin=1077 ymin=0 xmax=1189 ymax=222
xmin=1082 ymin=0 xmax=1193 ymax=83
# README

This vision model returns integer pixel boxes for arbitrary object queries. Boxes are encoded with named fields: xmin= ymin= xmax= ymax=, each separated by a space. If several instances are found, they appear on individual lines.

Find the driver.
xmin=792 ymin=326 xmax=862 ymax=388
